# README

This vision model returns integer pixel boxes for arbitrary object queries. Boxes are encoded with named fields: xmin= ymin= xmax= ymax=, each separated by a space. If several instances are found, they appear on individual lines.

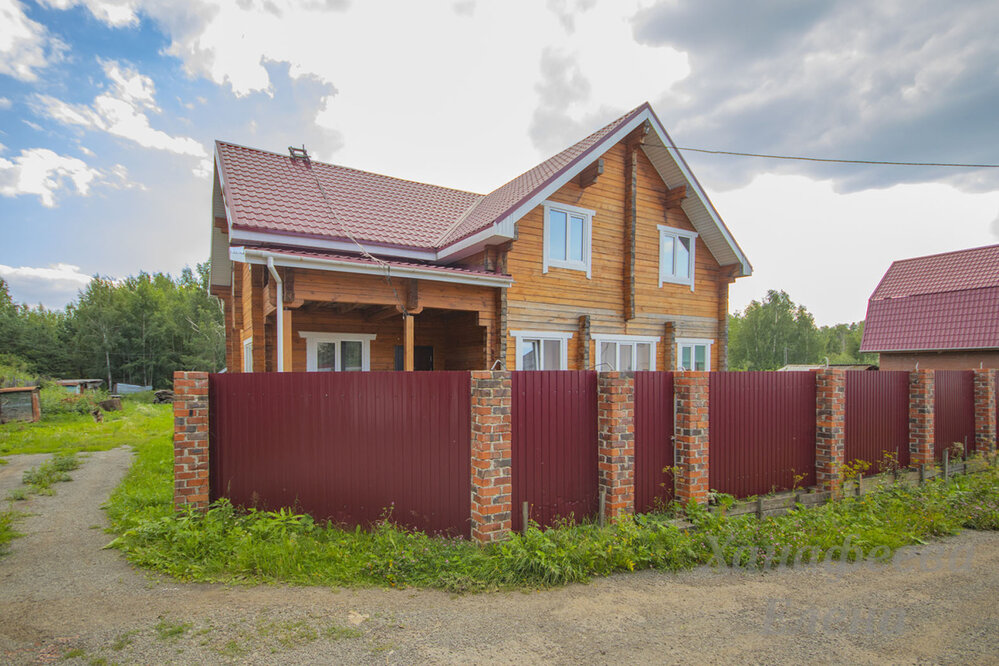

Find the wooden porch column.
xmin=282 ymin=309 xmax=293 ymax=372
xmin=403 ymin=314 xmax=415 ymax=371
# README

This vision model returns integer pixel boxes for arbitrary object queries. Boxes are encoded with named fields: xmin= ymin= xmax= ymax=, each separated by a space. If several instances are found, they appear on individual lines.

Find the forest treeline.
xmin=728 ymin=289 xmax=876 ymax=371
xmin=0 ymin=262 xmax=224 ymax=389
xmin=1 ymin=273 xmax=872 ymax=387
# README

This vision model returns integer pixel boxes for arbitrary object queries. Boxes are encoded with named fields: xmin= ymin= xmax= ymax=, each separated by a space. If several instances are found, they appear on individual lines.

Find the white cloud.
xmin=0 ymin=97 xmax=12 ymax=110
xmin=0 ymin=262 xmax=93 ymax=309
xmin=0 ymin=147 xmax=104 ymax=206
xmin=716 ymin=174 xmax=999 ymax=325
xmin=0 ymin=0 xmax=66 ymax=81
xmin=37 ymin=0 xmax=137 ymax=27
xmin=32 ymin=60 xmax=210 ymax=176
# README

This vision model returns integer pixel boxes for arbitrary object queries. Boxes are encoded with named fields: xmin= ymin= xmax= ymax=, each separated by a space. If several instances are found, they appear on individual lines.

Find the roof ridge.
xmin=875 ymin=283 xmax=999 ymax=300
xmin=216 ymin=139 xmax=484 ymax=197
xmin=888 ymin=242 xmax=999 ymax=266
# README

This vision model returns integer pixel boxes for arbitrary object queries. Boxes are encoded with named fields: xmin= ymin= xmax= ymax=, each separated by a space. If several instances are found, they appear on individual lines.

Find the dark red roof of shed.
xmin=861 ymin=244 xmax=999 ymax=352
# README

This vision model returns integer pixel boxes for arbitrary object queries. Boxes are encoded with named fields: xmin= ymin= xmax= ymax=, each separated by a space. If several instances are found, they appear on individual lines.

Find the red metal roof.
xmin=870 ymin=244 xmax=999 ymax=299
xmin=216 ymin=104 xmax=648 ymax=252
xmin=861 ymin=244 xmax=999 ymax=352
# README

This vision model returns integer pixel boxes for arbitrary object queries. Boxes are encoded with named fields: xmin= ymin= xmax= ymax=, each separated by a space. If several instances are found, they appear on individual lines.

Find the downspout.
xmin=266 ymin=257 xmax=284 ymax=372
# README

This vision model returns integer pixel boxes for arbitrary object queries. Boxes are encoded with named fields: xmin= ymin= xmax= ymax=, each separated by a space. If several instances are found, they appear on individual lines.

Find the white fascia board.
xmin=484 ymin=117 xmax=647 ymax=246
xmin=231 ymin=246 xmax=512 ymax=288
xmin=642 ymin=113 xmax=753 ymax=277
xmin=509 ymin=330 xmax=575 ymax=340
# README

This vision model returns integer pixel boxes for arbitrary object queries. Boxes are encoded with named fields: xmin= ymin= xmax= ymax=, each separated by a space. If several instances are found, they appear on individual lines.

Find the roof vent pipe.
xmin=266 ymin=257 xmax=284 ymax=372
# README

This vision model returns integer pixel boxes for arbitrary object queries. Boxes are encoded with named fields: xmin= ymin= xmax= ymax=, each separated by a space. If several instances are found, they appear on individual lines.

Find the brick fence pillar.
xmin=974 ymin=369 xmax=997 ymax=455
xmin=909 ymin=370 xmax=935 ymax=466
xmin=173 ymin=371 xmax=210 ymax=510
xmin=674 ymin=372 xmax=710 ymax=504
xmin=815 ymin=369 xmax=846 ymax=495
xmin=470 ymin=371 xmax=513 ymax=543
xmin=597 ymin=372 xmax=635 ymax=520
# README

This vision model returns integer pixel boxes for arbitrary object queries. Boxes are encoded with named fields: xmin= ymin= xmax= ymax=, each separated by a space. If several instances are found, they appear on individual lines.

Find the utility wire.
xmin=673 ymin=147 xmax=999 ymax=169
xmin=292 ymin=147 xmax=410 ymax=317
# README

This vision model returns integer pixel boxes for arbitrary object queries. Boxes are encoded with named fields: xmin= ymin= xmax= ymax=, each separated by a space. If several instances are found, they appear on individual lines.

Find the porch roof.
xmin=231 ymin=245 xmax=513 ymax=288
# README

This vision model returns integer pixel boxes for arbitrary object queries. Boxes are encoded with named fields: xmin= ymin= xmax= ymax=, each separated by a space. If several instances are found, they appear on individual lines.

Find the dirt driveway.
xmin=2 ymin=448 xmax=998 ymax=665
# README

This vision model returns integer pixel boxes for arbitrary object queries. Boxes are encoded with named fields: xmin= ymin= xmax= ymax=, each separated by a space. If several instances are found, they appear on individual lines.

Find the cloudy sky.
xmin=1 ymin=0 xmax=998 ymax=325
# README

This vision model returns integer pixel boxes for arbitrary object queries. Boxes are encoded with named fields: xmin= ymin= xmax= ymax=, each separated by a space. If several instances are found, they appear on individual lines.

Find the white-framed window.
xmin=677 ymin=338 xmax=712 ymax=371
xmin=658 ymin=225 xmax=697 ymax=290
xmin=299 ymin=332 xmax=376 ymax=371
xmin=242 ymin=338 xmax=253 ymax=372
xmin=511 ymin=330 xmax=573 ymax=370
xmin=543 ymin=201 xmax=593 ymax=278
xmin=592 ymin=334 xmax=659 ymax=371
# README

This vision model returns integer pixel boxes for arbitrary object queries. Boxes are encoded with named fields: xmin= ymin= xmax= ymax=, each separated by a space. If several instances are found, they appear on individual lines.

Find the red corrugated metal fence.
xmin=511 ymin=371 xmax=598 ymax=530
xmin=845 ymin=371 xmax=910 ymax=470
xmin=634 ymin=371 xmax=674 ymax=512
xmin=709 ymin=372 xmax=816 ymax=498
xmin=208 ymin=372 xmax=471 ymax=536
xmin=934 ymin=370 xmax=976 ymax=458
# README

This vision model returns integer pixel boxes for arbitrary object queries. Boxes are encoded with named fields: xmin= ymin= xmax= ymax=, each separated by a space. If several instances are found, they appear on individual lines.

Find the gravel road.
xmin=2 ymin=448 xmax=998 ymax=665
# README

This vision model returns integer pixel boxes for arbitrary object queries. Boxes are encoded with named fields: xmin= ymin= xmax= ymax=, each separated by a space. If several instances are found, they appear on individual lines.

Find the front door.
xmin=394 ymin=345 xmax=434 ymax=371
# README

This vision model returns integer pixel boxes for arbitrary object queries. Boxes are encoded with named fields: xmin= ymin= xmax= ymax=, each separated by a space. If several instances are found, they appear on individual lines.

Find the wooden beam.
xmin=403 ymin=314 xmax=414 ymax=371
xmin=624 ymin=145 xmax=638 ymax=321
xmin=577 ymin=158 xmax=604 ymax=189
xmin=664 ymin=184 xmax=687 ymax=210
xmin=367 ymin=306 xmax=400 ymax=322
xmin=406 ymin=278 xmax=420 ymax=313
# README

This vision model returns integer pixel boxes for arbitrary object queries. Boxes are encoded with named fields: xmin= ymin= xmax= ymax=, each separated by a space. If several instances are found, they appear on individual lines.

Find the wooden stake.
xmin=521 ymin=501 xmax=529 ymax=536
xmin=599 ymin=488 xmax=607 ymax=527
xmin=943 ymin=449 xmax=950 ymax=479
xmin=756 ymin=496 xmax=764 ymax=519
xmin=855 ymin=474 xmax=863 ymax=497
xmin=919 ymin=464 xmax=926 ymax=485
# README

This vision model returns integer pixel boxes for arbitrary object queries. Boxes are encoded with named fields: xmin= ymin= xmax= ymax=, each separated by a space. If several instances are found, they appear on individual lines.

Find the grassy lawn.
xmin=0 ymin=396 xmax=171 ymax=556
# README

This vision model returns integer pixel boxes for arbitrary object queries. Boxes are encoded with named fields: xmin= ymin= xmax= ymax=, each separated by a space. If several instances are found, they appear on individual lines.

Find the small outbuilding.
xmin=860 ymin=244 xmax=999 ymax=370
xmin=56 ymin=379 xmax=104 ymax=394
xmin=0 ymin=386 xmax=41 ymax=424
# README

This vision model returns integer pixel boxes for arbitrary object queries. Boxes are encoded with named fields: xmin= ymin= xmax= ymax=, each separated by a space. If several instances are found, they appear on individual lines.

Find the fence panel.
xmin=511 ymin=371 xmax=598 ymax=530
xmin=845 ymin=371 xmax=911 ymax=470
xmin=935 ymin=370 xmax=976 ymax=458
xmin=208 ymin=371 xmax=471 ymax=536
xmin=634 ymin=371 xmax=674 ymax=513
xmin=709 ymin=372 xmax=816 ymax=498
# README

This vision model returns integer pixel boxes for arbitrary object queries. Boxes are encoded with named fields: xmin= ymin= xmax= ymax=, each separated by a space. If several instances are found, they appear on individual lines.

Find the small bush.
xmin=22 ymin=452 xmax=79 ymax=493
xmin=0 ymin=354 xmax=38 ymax=388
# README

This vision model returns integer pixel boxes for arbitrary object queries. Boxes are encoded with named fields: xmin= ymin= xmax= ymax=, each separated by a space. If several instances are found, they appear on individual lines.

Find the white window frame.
xmin=299 ymin=331 xmax=376 ymax=371
xmin=510 ymin=330 xmax=573 ymax=370
xmin=242 ymin=337 xmax=253 ymax=373
xmin=676 ymin=338 xmax=713 ymax=372
xmin=542 ymin=200 xmax=593 ymax=278
xmin=658 ymin=225 xmax=697 ymax=291
xmin=591 ymin=334 xmax=660 ymax=371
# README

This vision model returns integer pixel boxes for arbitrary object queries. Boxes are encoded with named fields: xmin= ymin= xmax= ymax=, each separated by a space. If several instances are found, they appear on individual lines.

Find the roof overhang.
xmin=230 ymin=246 xmax=513 ymax=289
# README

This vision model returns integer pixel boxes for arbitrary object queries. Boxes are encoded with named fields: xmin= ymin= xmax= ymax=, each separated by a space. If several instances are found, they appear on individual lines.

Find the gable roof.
xmin=212 ymin=102 xmax=751 ymax=280
xmin=860 ymin=244 xmax=999 ymax=352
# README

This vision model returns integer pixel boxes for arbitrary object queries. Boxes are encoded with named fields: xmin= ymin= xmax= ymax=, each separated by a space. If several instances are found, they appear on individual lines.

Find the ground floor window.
xmin=592 ymin=334 xmax=659 ymax=371
xmin=242 ymin=338 xmax=253 ymax=372
xmin=299 ymin=332 xmax=376 ymax=371
xmin=677 ymin=338 xmax=712 ymax=371
xmin=511 ymin=330 xmax=573 ymax=370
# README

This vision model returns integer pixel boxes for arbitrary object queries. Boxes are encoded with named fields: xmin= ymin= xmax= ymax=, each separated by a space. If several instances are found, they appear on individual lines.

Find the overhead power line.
xmin=674 ymin=147 xmax=999 ymax=169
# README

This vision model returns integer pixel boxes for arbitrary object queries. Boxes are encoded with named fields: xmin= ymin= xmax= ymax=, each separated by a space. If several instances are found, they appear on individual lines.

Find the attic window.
xmin=659 ymin=225 xmax=697 ymax=290
xmin=543 ymin=201 xmax=592 ymax=278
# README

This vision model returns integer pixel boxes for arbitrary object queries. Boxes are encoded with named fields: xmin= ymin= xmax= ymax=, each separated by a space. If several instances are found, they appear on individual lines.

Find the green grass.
xmin=0 ymin=399 xmax=170 ymax=457
xmin=0 ymin=508 xmax=24 ymax=555
xmin=22 ymin=452 xmax=80 ymax=494
xmin=154 ymin=618 xmax=192 ymax=640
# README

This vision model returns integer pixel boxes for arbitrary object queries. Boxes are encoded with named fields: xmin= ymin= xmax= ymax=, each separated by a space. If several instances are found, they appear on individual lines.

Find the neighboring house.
xmin=209 ymin=102 xmax=752 ymax=373
xmin=860 ymin=244 xmax=999 ymax=370
xmin=778 ymin=363 xmax=877 ymax=372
